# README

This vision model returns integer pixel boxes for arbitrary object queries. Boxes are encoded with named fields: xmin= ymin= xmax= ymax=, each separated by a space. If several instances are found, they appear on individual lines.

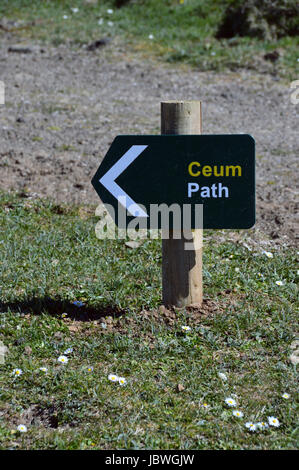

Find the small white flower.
xmin=257 ymin=421 xmax=269 ymax=430
xmin=245 ymin=422 xmax=257 ymax=432
xmin=225 ymin=397 xmax=237 ymax=407
xmin=218 ymin=372 xmax=227 ymax=381
xmin=268 ymin=416 xmax=280 ymax=427
xmin=107 ymin=21 xmax=114 ymax=27
xmin=233 ymin=410 xmax=244 ymax=418
xmin=275 ymin=280 xmax=284 ymax=286
xmin=63 ymin=15 xmax=68 ymax=19
xmin=87 ymin=366 xmax=94 ymax=373
xmin=148 ymin=34 xmax=154 ymax=40
xmin=282 ymin=393 xmax=290 ymax=399
xmin=58 ymin=355 xmax=68 ymax=364
xmin=118 ymin=377 xmax=127 ymax=386
xmin=108 ymin=373 xmax=118 ymax=382
xmin=98 ymin=18 xmax=103 ymax=25
xmin=263 ymin=251 xmax=273 ymax=258
xmin=211 ymin=51 xmax=216 ymax=56
xmin=107 ymin=9 xmax=113 ymax=14
xmin=64 ymin=347 xmax=73 ymax=355
xmin=101 ymin=322 xmax=107 ymax=329
xmin=39 ymin=367 xmax=48 ymax=373
xmin=17 ymin=424 xmax=27 ymax=433
xmin=200 ymin=402 xmax=209 ymax=409
xmin=235 ymin=267 xmax=240 ymax=272
xmin=71 ymin=7 xmax=79 ymax=13
xmin=181 ymin=325 xmax=191 ymax=332
xmin=12 ymin=368 xmax=23 ymax=377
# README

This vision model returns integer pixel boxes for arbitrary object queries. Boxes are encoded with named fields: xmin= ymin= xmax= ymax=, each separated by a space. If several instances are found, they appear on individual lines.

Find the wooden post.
xmin=161 ymin=101 xmax=203 ymax=307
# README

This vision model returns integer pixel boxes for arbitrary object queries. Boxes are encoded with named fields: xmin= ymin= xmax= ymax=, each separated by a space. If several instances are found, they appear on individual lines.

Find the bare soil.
xmin=0 ymin=36 xmax=298 ymax=246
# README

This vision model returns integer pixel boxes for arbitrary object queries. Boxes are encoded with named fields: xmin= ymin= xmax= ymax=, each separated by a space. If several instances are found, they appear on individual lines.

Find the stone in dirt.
xmin=8 ymin=45 xmax=32 ymax=53
xmin=86 ymin=38 xmax=111 ymax=51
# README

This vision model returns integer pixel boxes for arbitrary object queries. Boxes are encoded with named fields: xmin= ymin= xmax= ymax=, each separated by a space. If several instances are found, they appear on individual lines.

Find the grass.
xmin=0 ymin=0 xmax=298 ymax=80
xmin=0 ymin=191 xmax=298 ymax=449
xmin=0 ymin=1 xmax=298 ymax=449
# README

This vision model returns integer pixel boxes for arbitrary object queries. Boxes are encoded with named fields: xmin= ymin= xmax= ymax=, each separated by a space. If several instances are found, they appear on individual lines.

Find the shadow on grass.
xmin=0 ymin=297 xmax=126 ymax=321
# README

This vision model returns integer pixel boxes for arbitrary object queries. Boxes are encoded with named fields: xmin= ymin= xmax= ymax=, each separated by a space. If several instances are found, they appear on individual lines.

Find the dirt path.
xmin=0 ymin=37 xmax=298 ymax=246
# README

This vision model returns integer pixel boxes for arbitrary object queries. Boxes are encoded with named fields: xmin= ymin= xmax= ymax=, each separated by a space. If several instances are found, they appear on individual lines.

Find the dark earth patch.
xmin=216 ymin=0 xmax=299 ymax=40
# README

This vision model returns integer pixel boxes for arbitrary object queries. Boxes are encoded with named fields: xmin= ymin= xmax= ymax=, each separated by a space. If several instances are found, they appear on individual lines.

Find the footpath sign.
xmin=92 ymin=134 xmax=255 ymax=230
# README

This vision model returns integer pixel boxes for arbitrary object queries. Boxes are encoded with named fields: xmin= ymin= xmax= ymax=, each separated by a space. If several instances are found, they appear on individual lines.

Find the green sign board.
xmin=92 ymin=135 xmax=255 ymax=229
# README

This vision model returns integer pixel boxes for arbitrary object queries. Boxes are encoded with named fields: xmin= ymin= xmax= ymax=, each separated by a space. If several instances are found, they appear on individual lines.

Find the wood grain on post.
xmin=161 ymin=101 xmax=203 ymax=307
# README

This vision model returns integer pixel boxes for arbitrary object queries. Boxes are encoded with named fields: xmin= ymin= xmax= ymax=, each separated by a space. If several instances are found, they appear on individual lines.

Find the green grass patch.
xmin=0 ymin=191 xmax=298 ymax=449
xmin=0 ymin=0 xmax=298 ymax=79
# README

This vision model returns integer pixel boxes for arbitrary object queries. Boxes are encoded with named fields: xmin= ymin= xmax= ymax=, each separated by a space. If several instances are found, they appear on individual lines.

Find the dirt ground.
xmin=0 ymin=35 xmax=298 ymax=247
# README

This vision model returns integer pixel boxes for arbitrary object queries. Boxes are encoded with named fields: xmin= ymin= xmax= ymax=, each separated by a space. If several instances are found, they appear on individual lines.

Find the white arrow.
xmin=99 ymin=145 xmax=148 ymax=218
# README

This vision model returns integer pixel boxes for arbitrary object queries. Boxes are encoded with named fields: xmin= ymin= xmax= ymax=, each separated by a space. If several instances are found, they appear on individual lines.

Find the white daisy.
xmin=268 ymin=416 xmax=280 ymax=427
xmin=235 ymin=267 xmax=240 ymax=272
xmin=275 ymin=280 xmax=284 ymax=286
xmin=233 ymin=410 xmax=244 ymax=418
xmin=282 ymin=393 xmax=290 ymax=399
xmin=12 ymin=368 xmax=23 ymax=377
xmin=257 ymin=421 xmax=269 ymax=430
xmin=148 ymin=34 xmax=154 ymax=40
xmin=225 ymin=397 xmax=237 ymax=407
xmin=218 ymin=372 xmax=227 ymax=381
xmin=71 ymin=8 xmax=79 ymax=13
xmin=181 ymin=325 xmax=191 ymax=332
xmin=200 ymin=402 xmax=209 ymax=409
xmin=64 ymin=347 xmax=73 ymax=355
xmin=39 ymin=367 xmax=48 ymax=373
xmin=63 ymin=15 xmax=68 ymax=19
xmin=118 ymin=377 xmax=127 ymax=386
xmin=108 ymin=373 xmax=118 ymax=382
xmin=87 ymin=366 xmax=94 ymax=373
xmin=107 ymin=21 xmax=113 ymax=27
xmin=17 ymin=424 xmax=27 ymax=433
xmin=263 ymin=251 xmax=273 ymax=258
xmin=57 ymin=355 xmax=68 ymax=364
xmin=107 ymin=9 xmax=113 ymax=14
xmin=245 ymin=422 xmax=257 ymax=432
